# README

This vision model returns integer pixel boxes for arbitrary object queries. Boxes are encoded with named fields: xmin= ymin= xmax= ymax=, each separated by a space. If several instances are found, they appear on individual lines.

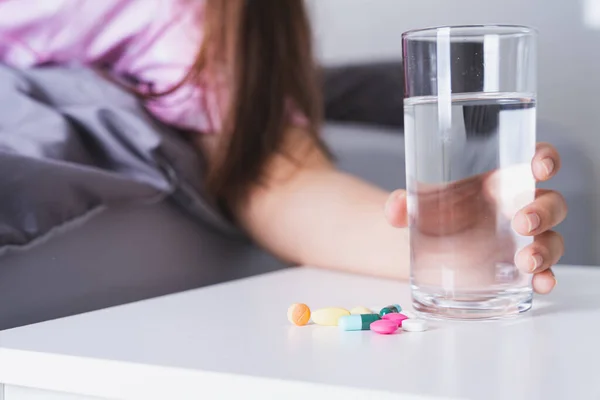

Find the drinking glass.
xmin=402 ymin=25 xmax=537 ymax=319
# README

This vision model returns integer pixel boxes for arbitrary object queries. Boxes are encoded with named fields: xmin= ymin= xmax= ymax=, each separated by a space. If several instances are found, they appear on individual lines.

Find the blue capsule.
xmin=338 ymin=314 xmax=381 ymax=331
xmin=379 ymin=304 xmax=402 ymax=317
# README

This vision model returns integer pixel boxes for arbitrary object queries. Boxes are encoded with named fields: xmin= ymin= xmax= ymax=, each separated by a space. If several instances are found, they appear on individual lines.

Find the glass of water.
xmin=403 ymin=25 xmax=537 ymax=319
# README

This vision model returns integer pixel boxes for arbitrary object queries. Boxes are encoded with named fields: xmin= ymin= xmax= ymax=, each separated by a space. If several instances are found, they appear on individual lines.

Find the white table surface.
xmin=0 ymin=265 xmax=599 ymax=400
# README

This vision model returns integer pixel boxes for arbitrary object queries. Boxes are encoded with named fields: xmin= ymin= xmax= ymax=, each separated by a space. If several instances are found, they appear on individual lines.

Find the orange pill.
xmin=287 ymin=303 xmax=311 ymax=326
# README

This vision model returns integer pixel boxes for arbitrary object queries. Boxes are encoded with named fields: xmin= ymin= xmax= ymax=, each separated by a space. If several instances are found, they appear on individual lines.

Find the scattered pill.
xmin=379 ymin=304 xmax=402 ymax=317
xmin=370 ymin=320 xmax=399 ymax=335
xmin=287 ymin=303 xmax=311 ymax=326
xmin=339 ymin=314 xmax=380 ymax=331
xmin=382 ymin=313 xmax=408 ymax=327
xmin=350 ymin=306 xmax=374 ymax=315
xmin=402 ymin=319 xmax=428 ymax=332
xmin=287 ymin=302 xmax=419 ymax=335
xmin=311 ymin=307 xmax=350 ymax=326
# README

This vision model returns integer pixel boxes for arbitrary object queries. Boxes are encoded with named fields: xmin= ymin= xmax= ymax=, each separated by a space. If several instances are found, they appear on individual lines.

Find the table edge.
xmin=0 ymin=348 xmax=451 ymax=400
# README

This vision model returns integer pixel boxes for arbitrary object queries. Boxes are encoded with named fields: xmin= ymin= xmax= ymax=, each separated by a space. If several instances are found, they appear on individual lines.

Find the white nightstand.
xmin=1 ymin=266 xmax=599 ymax=400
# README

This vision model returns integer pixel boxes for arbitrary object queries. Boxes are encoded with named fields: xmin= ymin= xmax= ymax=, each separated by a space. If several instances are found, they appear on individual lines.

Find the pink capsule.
xmin=382 ymin=313 xmax=408 ymax=327
xmin=370 ymin=319 xmax=399 ymax=335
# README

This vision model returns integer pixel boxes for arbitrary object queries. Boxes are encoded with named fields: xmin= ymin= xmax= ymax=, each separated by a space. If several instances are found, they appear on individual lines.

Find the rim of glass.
xmin=402 ymin=24 xmax=537 ymax=40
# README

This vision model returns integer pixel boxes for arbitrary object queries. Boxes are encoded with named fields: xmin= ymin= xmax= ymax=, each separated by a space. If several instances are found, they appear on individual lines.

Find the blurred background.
xmin=310 ymin=0 xmax=598 ymax=265
xmin=0 ymin=0 xmax=594 ymax=331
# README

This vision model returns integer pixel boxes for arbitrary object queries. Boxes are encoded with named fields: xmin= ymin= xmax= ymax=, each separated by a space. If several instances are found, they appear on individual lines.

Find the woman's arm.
xmin=200 ymin=127 xmax=567 ymax=294
xmin=199 ymin=127 xmax=410 ymax=279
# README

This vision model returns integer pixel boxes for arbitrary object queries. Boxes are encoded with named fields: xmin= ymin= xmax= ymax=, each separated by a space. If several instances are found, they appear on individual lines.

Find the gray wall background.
xmin=310 ymin=0 xmax=599 ymax=263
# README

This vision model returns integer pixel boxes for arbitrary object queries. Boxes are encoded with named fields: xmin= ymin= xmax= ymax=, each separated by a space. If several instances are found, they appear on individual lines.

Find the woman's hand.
xmin=384 ymin=142 xmax=567 ymax=294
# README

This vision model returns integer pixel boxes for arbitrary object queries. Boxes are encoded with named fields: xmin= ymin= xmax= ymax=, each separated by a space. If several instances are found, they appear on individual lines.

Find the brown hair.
xmin=187 ymin=0 xmax=329 ymax=210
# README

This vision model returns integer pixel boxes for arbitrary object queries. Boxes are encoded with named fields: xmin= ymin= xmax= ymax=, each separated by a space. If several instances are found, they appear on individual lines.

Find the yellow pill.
xmin=287 ymin=303 xmax=311 ymax=326
xmin=350 ymin=306 xmax=374 ymax=315
xmin=311 ymin=307 xmax=350 ymax=326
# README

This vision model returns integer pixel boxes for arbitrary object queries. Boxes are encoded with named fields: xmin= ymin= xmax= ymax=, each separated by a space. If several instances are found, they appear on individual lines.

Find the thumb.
xmin=384 ymin=189 xmax=408 ymax=228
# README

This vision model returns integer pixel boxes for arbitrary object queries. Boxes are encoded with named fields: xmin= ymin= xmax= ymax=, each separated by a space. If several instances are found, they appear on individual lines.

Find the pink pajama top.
xmin=0 ymin=0 xmax=227 ymax=133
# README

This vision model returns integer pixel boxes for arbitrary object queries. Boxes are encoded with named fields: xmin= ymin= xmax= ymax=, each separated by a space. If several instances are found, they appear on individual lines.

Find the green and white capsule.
xmin=338 ymin=314 xmax=381 ymax=331
xmin=379 ymin=304 xmax=402 ymax=317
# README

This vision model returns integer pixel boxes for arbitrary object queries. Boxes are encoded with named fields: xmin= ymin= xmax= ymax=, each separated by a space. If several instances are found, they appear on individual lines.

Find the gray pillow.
xmin=0 ymin=65 xmax=239 ymax=253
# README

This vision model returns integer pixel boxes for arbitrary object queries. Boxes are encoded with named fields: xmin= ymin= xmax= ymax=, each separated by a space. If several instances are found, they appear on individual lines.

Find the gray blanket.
xmin=0 ymin=65 xmax=239 ymax=253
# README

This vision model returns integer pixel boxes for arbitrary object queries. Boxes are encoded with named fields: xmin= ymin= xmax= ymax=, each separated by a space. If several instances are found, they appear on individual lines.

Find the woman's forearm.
xmin=237 ymin=139 xmax=410 ymax=279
